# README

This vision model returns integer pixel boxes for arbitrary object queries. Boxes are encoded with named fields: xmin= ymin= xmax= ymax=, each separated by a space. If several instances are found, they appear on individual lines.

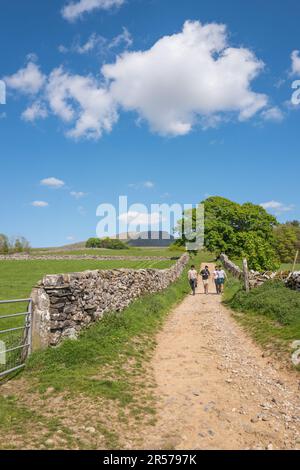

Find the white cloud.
xmin=62 ymin=0 xmax=125 ymax=22
xmin=9 ymin=20 xmax=270 ymax=140
xmin=46 ymin=67 xmax=118 ymax=139
xmin=108 ymin=28 xmax=133 ymax=50
xmin=261 ymin=106 xmax=284 ymax=122
xmin=103 ymin=20 xmax=267 ymax=135
xmin=21 ymin=101 xmax=48 ymax=122
xmin=31 ymin=201 xmax=49 ymax=207
xmin=129 ymin=181 xmax=155 ymax=189
xmin=5 ymin=62 xmax=45 ymax=94
xmin=59 ymin=29 xmax=132 ymax=56
xmin=119 ymin=211 xmax=165 ymax=226
xmin=260 ymin=200 xmax=295 ymax=215
xmin=291 ymin=50 xmax=300 ymax=76
xmin=70 ymin=191 xmax=87 ymax=199
xmin=66 ymin=235 xmax=76 ymax=241
xmin=143 ymin=181 xmax=155 ymax=188
xmin=40 ymin=177 xmax=65 ymax=188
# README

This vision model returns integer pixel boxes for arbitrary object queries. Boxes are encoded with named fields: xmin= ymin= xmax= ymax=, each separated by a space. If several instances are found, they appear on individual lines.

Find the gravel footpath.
xmin=140 ymin=263 xmax=300 ymax=450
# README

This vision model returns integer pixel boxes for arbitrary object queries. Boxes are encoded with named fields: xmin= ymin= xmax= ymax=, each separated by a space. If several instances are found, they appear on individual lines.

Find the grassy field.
xmin=0 ymin=258 xmax=174 ymax=305
xmin=0 ymin=258 xmax=175 ymax=341
xmin=31 ymin=247 xmax=184 ymax=258
xmin=0 ymin=250 xmax=214 ymax=449
xmin=223 ymin=276 xmax=300 ymax=366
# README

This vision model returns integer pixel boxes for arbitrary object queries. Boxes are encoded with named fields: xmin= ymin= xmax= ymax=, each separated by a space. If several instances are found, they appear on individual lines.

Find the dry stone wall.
xmin=219 ymin=254 xmax=242 ymax=279
xmin=31 ymin=254 xmax=189 ymax=350
xmin=286 ymin=272 xmax=300 ymax=291
xmin=220 ymin=253 xmax=294 ymax=290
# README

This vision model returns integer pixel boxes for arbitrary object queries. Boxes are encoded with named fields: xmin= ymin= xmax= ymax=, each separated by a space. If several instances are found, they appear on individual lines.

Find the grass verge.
xmin=223 ymin=276 xmax=300 ymax=367
xmin=0 ymin=250 xmax=213 ymax=449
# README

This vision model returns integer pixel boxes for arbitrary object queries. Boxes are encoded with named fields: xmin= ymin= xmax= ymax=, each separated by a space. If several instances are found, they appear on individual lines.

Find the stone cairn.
xmin=31 ymin=253 xmax=189 ymax=349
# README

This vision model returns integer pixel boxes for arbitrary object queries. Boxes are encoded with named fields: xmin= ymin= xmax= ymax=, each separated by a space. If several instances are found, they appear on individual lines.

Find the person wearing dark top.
xmin=200 ymin=265 xmax=210 ymax=295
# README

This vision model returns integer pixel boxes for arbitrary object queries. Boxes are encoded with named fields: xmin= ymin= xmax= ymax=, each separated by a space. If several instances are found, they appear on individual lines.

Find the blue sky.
xmin=0 ymin=0 xmax=300 ymax=247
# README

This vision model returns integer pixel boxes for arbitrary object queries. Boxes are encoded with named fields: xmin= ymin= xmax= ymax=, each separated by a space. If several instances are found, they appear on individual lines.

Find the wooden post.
xmin=243 ymin=258 xmax=250 ymax=292
xmin=292 ymin=250 xmax=299 ymax=273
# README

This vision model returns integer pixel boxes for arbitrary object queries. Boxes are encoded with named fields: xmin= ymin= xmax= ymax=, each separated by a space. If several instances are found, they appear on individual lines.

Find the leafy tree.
xmin=0 ymin=234 xmax=30 ymax=253
xmin=0 ymin=234 xmax=9 ymax=253
xmin=175 ymin=196 xmax=280 ymax=271
xmin=274 ymin=222 xmax=300 ymax=263
xmin=86 ymin=237 xmax=102 ymax=248
xmin=86 ymin=237 xmax=128 ymax=250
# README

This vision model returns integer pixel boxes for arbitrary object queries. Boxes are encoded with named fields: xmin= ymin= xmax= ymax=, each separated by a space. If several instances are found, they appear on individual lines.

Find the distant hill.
xmin=126 ymin=231 xmax=174 ymax=247
xmin=42 ymin=231 xmax=175 ymax=250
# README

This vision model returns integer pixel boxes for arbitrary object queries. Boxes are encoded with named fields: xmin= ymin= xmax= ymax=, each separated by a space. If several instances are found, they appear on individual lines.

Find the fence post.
xmin=243 ymin=258 xmax=250 ymax=292
xmin=292 ymin=250 xmax=299 ymax=273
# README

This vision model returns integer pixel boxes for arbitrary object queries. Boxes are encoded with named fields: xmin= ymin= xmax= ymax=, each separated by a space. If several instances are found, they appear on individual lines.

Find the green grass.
xmin=0 ymin=251 xmax=214 ymax=449
xmin=0 ymin=258 xmax=174 ymax=306
xmin=224 ymin=276 xmax=300 ymax=363
xmin=232 ymin=258 xmax=300 ymax=272
xmin=31 ymin=247 xmax=184 ymax=258
xmin=24 ymin=251 xmax=212 ymax=398
xmin=0 ymin=257 xmax=175 ymax=374
xmin=280 ymin=263 xmax=300 ymax=271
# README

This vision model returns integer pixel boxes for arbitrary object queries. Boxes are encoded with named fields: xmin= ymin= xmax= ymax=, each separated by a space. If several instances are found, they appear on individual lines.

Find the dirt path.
xmin=141 ymin=263 xmax=300 ymax=450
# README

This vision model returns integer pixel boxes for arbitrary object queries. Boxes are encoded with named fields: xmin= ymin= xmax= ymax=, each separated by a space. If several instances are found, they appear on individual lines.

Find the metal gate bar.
xmin=0 ymin=298 xmax=32 ymax=379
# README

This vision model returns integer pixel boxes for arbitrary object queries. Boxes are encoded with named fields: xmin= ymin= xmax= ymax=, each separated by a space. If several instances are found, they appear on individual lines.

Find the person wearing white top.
xmin=216 ymin=267 xmax=227 ymax=294
xmin=188 ymin=265 xmax=198 ymax=296
xmin=213 ymin=266 xmax=220 ymax=294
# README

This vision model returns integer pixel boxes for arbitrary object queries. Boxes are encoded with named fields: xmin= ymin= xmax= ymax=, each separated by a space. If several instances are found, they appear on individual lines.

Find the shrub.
xmin=86 ymin=237 xmax=128 ymax=250
xmin=227 ymin=280 xmax=300 ymax=326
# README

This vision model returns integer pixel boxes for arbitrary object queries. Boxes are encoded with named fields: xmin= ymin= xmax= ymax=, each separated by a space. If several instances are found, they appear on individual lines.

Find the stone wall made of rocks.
xmin=286 ymin=272 xmax=300 ymax=291
xmin=220 ymin=253 xmax=294 ymax=290
xmin=31 ymin=253 xmax=189 ymax=349
xmin=219 ymin=254 xmax=243 ymax=280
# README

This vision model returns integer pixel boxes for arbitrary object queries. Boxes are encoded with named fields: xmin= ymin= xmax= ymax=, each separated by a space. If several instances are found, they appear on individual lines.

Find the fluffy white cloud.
xmin=260 ymin=200 xmax=295 ymax=214
xmin=21 ymin=101 xmax=48 ymax=122
xmin=103 ymin=20 xmax=267 ymax=135
xmin=8 ymin=20 xmax=270 ymax=140
xmin=46 ymin=67 xmax=118 ymax=139
xmin=31 ymin=201 xmax=49 ymax=207
xmin=70 ymin=191 xmax=87 ymax=199
xmin=40 ymin=177 xmax=65 ymax=188
xmin=5 ymin=62 xmax=45 ymax=94
xmin=62 ymin=0 xmax=125 ymax=22
xmin=291 ymin=50 xmax=300 ymax=76
xmin=261 ymin=106 xmax=284 ymax=122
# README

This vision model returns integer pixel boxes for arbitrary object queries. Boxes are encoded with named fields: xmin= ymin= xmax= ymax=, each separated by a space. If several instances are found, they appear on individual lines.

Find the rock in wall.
xmin=31 ymin=254 xmax=189 ymax=349
xmin=286 ymin=272 xmax=300 ymax=291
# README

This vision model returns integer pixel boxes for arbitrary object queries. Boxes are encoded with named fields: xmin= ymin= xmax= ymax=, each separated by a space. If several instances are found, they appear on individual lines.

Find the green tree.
xmin=86 ymin=237 xmax=102 ymax=248
xmin=86 ymin=237 xmax=128 ymax=250
xmin=175 ymin=196 xmax=280 ymax=271
xmin=0 ymin=234 xmax=9 ymax=253
xmin=274 ymin=222 xmax=300 ymax=263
